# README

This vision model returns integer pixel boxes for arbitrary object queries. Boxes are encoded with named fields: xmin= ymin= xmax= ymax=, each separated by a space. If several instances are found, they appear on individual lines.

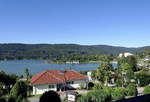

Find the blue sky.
xmin=0 ymin=0 xmax=150 ymax=47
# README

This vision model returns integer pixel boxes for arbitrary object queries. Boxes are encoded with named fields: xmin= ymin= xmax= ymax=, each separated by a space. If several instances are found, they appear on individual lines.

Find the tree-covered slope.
xmin=0 ymin=43 xmax=148 ymax=60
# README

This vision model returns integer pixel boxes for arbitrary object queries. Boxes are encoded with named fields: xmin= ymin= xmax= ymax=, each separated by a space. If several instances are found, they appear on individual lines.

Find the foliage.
xmin=24 ymin=68 xmax=30 ymax=80
xmin=8 ymin=81 xmax=27 ymax=102
xmin=143 ymin=86 xmax=150 ymax=94
xmin=120 ymin=63 xmax=135 ymax=84
xmin=92 ymin=83 xmax=103 ymax=90
xmin=79 ymin=82 xmax=85 ymax=89
xmin=79 ymin=70 xmax=88 ymax=75
xmin=0 ymin=71 xmax=18 ymax=86
xmin=118 ymin=56 xmax=137 ymax=72
xmin=114 ymin=70 xmax=123 ymax=87
xmin=135 ymin=70 xmax=150 ymax=87
xmin=0 ymin=71 xmax=18 ymax=96
xmin=77 ymin=90 xmax=111 ymax=102
xmin=102 ymin=86 xmax=113 ymax=93
xmin=56 ymin=54 xmax=114 ymax=63
xmin=92 ymin=62 xmax=113 ymax=85
xmin=127 ymin=83 xmax=137 ymax=96
xmin=115 ymin=78 xmax=122 ymax=87
xmin=0 ymin=82 xmax=4 ymax=97
xmin=111 ymin=87 xmax=127 ymax=100
xmin=0 ymin=44 xmax=145 ymax=60
xmin=121 ymin=63 xmax=132 ymax=72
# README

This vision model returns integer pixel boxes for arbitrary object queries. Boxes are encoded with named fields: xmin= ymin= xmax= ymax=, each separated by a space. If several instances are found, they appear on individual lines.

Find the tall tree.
xmin=24 ymin=68 xmax=29 ymax=80
xmin=118 ymin=56 xmax=137 ymax=72
xmin=92 ymin=62 xmax=113 ymax=85
xmin=8 ymin=81 xmax=28 ymax=102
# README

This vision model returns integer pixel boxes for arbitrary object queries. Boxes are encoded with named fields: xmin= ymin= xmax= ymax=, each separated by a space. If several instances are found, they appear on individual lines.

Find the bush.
xmin=92 ymin=83 xmax=103 ymax=90
xmin=135 ymin=71 xmax=150 ymax=87
xmin=8 ymin=81 xmax=28 ymax=102
xmin=79 ymin=82 xmax=85 ymax=89
xmin=127 ymin=83 xmax=137 ymax=96
xmin=143 ymin=86 xmax=150 ymax=94
xmin=102 ymin=86 xmax=113 ymax=93
xmin=111 ymin=87 xmax=127 ymax=100
xmin=77 ymin=90 xmax=111 ymax=102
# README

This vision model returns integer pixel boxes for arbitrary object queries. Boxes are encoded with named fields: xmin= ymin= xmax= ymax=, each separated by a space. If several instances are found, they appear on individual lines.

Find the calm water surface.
xmin=0 ymin=60 xmax=100 ymax=75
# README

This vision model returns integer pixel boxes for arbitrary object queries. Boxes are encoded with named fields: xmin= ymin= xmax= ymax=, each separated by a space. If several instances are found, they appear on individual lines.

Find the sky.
xmin=0 ymin=0 xmax=150 ymax=47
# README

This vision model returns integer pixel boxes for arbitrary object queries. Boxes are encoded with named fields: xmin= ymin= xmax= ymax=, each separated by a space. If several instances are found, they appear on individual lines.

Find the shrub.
xmin=8 ymin=81 xmax=28 ymax=102
xmin=79 ymin=82 xmax=85 ymax=89
xmin=77 ymin=94 xmax=88 ymax=102
xmin=143 ymin=86 xmax=150 ymax=94
xmin=127 ymin=83 xmax=137 ymax=96
xmin=0 ymin=82 xmax=4 ymax=97
xmin=115 ymin=78 xmax=123 ymax=87
xmin=92 ymin=83 xmax=103 ymax=90
xmin=101 ymin=86 xmax=113 ymax=94
xmin=135 ymin=71 xmax=150 ymax=87
xmin=111 ymin=87 xmax=127 ymax=100
xmin=77 ymin=90 xmax=111 ymax=102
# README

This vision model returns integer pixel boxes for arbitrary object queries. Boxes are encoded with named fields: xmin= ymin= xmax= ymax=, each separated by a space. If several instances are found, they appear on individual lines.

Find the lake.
xmin=0 ymin=60 xmax=117 ymax=75
xmin=0 ymin=60 xmax=100 ymax=75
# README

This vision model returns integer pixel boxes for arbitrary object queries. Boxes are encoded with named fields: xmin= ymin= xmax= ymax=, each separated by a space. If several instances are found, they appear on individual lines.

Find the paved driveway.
xmin=28 ymin=97 xmax=39 ymax=102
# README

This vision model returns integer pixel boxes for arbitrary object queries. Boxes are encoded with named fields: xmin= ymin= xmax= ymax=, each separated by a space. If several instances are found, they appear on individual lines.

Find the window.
xmin=71 ymin=81 xmax=74 ymax=84
xmin=67 ymin=82 xmax=70 ymax=85
xmin=49 ymin=84 xmax=55 ymax=88
xmin=67 ymin=81 xmax=74 ymax=85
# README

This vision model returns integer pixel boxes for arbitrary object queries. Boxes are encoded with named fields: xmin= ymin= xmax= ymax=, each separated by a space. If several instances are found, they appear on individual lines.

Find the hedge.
xmin=77 ymin=90 xmax=111 ymax=102
xmin=143 ymin=86 xmax=150 ymax=94
xmin=127 ymin=83 xmax=138 ymax=96
xmin=111 ymin=87 xmax=127 ymax=100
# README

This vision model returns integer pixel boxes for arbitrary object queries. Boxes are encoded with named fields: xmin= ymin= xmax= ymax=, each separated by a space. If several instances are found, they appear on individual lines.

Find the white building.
xmin=119 ymin=52 xmax=134 ymax=58
xmin=87 ymin=72 xmax=92 ymax=81
xmin=66 ymin=61 xmax=80 ymax=64
xmin=31 ymin=70 xmax=88 ymax=95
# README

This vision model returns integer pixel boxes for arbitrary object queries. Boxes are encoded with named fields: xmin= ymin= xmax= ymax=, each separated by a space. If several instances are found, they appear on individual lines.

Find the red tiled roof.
xmin=31 ymin=70 xmax=88 ymax=85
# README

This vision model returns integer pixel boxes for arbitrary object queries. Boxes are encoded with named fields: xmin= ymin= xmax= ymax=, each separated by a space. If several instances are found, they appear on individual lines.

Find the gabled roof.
xmin=31 ymin=70 xmax=88 ymax=85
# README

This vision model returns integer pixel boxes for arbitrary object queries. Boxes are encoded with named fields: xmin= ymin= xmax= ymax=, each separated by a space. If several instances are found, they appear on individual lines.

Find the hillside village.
xmin=0 ymin=51 xmax=150 ymax=102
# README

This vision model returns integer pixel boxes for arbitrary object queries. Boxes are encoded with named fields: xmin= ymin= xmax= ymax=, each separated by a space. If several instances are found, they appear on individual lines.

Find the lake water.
xmin=0 ymin=60 xmax=100 ymax=75
xmin=0 ymin=60 xmax=117 ymax=75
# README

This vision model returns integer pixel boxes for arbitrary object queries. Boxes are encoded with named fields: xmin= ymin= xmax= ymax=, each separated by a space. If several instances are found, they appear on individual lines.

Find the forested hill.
xmin=0 ymin=43 xmax=149 ymax=60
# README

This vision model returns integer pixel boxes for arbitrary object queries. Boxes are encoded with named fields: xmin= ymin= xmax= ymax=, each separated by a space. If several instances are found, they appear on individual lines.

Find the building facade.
xmin=31 ymin=70 xmax=88 ymax=95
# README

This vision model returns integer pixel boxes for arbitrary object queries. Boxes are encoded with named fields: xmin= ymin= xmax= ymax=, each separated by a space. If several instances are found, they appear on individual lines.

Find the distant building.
xmin=119 ymin=52 xmax=134 ymax=57
xmin=19 ymin=78 xmax=27 ymax=81
xmin=31 ymin=70 xmax=88 ymax=95
xmin=87 ymin=72 xmax=92 ymax=81
xmin=144 ymin=55 xmax=150 ymax=62
xmin=66 ymin=61 xmax=80 ymax=64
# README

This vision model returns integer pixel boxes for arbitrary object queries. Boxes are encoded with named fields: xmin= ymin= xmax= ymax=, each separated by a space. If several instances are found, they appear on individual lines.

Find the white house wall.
xmin=32 ymin=79 xmax=87 ymax=95
xmin=33 ymin=84 xmax=57 ymax=95
xmin=70 ymin=80 xmax=87 ymax=88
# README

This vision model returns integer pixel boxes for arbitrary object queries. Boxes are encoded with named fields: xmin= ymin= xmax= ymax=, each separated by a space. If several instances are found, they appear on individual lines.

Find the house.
xmin=144 ymin=55 xmax=150 ymax=62
xmin=66 ymin=60 xmax=80 ymax=64
xmin=31 ymin=70 xmax=88 ymax=95
xmin=119 ymin=52 xmax=134 ymax=58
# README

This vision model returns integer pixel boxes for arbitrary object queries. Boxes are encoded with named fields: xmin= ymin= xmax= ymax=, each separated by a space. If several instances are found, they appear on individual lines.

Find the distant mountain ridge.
xmin=0 ymin=43 xmax=149 ymax=60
